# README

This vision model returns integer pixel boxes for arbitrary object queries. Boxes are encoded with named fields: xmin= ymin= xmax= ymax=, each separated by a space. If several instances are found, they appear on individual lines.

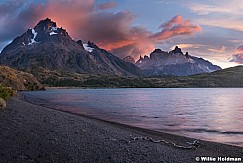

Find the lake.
xmin=22 ymin=88 xmax=243 ymax=147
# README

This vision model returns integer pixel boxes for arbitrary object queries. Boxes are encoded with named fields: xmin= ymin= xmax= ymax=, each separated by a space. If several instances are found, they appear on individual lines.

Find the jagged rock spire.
xmin=152 ymin=49 xmax=162 ymax=53
xmin=170 ymin=46 xmax=183 ymax=54
xmin=36 ymin=18 xmax=57 ymax=29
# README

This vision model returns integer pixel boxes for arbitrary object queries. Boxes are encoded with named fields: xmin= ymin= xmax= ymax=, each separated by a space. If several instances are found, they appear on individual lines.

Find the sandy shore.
xmin=0 ymin=96 xmax=242 ymax=163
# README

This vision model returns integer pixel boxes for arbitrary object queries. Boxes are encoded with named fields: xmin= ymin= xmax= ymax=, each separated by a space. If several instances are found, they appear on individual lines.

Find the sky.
xmin=0 ymin=0 xmax=243 ymax=68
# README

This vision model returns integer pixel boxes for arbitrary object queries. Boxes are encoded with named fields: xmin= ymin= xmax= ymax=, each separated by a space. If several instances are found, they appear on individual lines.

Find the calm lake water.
xmin=23 ymin=88 xmax=243 ymax=147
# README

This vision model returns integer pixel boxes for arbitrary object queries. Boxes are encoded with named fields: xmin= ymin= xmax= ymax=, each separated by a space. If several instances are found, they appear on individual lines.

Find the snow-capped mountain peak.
xmin=0 ymin=18 xmax=143 ymax=77
xmin=5 ymin=18 xmax=74 ymax=49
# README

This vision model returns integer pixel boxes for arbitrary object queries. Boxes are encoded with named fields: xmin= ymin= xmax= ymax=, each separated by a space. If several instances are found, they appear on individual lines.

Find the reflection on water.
xmin=23 ymin=88 xmax=243 ymax=147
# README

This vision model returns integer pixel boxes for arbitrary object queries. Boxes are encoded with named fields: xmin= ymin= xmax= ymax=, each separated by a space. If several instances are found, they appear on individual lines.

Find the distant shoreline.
xmin=44 ymin=86 xmax=243 ymax=90
xmin=0 ymin=94 xmax=242 ymax=162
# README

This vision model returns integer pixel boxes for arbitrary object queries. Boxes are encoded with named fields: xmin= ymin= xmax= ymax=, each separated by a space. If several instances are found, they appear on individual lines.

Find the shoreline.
xmin=45 ymin=87 xmax=243 ymax=89
xmin=0 ymin=95 xmax=242 ymax=162
xmin=21 ymin=90 xmax=243 ymax=148
xmin=21 ymin=91 xmax=243 ymax=149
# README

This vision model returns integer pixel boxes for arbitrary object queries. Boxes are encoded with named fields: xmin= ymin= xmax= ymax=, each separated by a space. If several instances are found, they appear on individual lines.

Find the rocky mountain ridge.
xmin=0 ymin=18 xmax=143 ymax=77
xmin=135 ymin=46 xmax=221 ymax=76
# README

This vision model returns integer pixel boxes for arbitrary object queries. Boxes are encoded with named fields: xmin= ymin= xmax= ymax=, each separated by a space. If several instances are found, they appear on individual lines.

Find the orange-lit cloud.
xmin=229 ymin=45 xmax=243 ymax=64
xmin=151 ymin=15 xmax=202 ymax=40
xmin=229 ymin=53 xmax=243 ymax=64
xmin=0 ymin=0 xmax=201 ymax=59
xmin=160 ymin=15 xmax=188 ymax=28
xmin=236 ymin=45 xmax=243 ymax=53
xmin=208 ymin=46 xmax=226 ymax=53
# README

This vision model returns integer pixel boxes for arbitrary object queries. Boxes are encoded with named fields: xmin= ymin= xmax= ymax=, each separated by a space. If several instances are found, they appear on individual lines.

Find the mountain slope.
xmin=0 ymin=18 xmax=143 ymax=77
xmin=136 ymin=46 xmax=221 ymax=76
xmin=31 ymin=65 xmax=243 ymax=88
xmin=183 ymin=65 xmax=243 ymax=87
xmin=0 ymin=66 xmax=44 ymax=90
xmin=141 ymin=65 xmax=243 ymax=87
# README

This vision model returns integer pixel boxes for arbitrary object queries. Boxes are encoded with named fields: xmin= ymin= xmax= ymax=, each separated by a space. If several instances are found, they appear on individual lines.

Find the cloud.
xmin=0 ymin=1 xmax=41 ymax=42
xmin=158 ymin=0 xmax=243 ymax=33
xmin=208 ymin=46 xmax=226 ymax=53
xmin=111 ymin=38 xmax=155 ymax=61
xmin=157 ymin=0 xmax=243 ymax=15
xmin=0 ymin=41 xmax=12 ymax=53
xmin=173 ymin=43 xmax=205 ymax=49
xmin=150 ymin=15 xmax=202 ymax=40
xmin=177 ymin=0 xmax=243 ymax=32
xmin=236 ymin=45 xmax=243 ymax=53
xmin=187 ymin=0 xmax=243 ymax=15
xmin=229 ymin=53 xmax=243 ymax=64
xmin=160 ymin=15 xmax=185 ymax=28
xmin=189 ymin=3 xmax=233 ymax=15
xmin=0 ymin=0 xmax=201 ymax=60
xmin=196 ymin=18 xmax=243 ymax=32
xmin=96 ymin=1 xmax=117 ymax=10
xmin=97 ymin=15 xmax=201 ymax=58
xmin=229 ymin=45 xmax=243 ymax=64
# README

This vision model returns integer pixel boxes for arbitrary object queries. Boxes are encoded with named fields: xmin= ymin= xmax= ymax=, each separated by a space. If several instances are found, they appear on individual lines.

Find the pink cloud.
xmin=151 ymin=15 xmax=202 ymax=40
xmin=229 ymin=53 xmax=243 ymax=64
xmin=160 ymin=15 xmax=184 ymax=28
xmin=229 ymin=45 xmax=243 ymax=64
xmin=96 ymin=1 xmax=117 ymax=10
xmin=236 ymin=45 xmax=243 ymax=53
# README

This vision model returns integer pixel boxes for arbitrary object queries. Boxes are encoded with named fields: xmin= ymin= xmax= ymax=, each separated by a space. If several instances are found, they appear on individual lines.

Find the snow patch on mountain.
xmin=50 ymin=31 xmax=58 ymax=35
xmin=83 ymin=44 xmax=94 ymax=52
xmin=51 ymin=27 xmax=58 ymax=31
xmin=28 ymin=28 xmax=37 ymax=45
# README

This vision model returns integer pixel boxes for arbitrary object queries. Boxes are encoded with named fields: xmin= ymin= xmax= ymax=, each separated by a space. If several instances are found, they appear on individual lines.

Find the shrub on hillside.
xmin=0 ymin=84 xmax=12 ymax=100
xmin=0 ymin=97 xmax=6 ymax=110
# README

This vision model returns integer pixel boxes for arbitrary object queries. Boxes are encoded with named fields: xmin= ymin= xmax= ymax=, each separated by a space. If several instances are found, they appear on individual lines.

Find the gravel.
xmin=0 ymin=96 xmax=242 ymax=163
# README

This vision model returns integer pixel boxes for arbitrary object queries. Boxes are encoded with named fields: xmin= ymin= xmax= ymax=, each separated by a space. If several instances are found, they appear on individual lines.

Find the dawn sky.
xmin=1 ymin=0 xmax=243 ymax=68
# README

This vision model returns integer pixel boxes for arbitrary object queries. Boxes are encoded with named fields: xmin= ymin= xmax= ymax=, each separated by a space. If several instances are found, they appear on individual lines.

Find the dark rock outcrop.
xmin=169 ymin=46 xmax=183 ymax=54
xmin=123 ymin=56 xmax=135 ymax=64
